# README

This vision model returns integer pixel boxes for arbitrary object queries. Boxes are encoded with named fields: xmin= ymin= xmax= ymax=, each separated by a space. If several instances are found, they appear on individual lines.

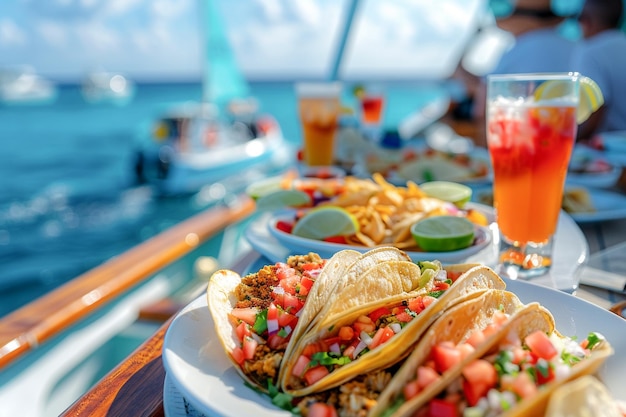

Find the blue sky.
xmin=0 ymin=0 xmax=489 ymax=82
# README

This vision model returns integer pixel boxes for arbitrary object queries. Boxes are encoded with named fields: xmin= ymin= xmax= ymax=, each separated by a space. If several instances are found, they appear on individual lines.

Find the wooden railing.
xmin=0 ymin=194 xmax=256 ymax=370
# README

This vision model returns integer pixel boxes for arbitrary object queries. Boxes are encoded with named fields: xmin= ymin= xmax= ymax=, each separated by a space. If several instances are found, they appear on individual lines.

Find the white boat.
xmin=81 ymin=71 xmax=135 ymax=105
xmin=133 ymin=0 xmax=293 ymax=196
xmin=0 ymin=66 xmax=57 ymax=105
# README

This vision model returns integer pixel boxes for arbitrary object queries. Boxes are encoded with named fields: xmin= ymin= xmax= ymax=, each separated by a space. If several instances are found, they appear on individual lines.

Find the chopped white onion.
xmin=360 ymin=331 xmax=373 ymax=346
xmin=390 ymin=323 xmax=402 ymax=333
xmin=353 ymin=340 xmax=368 ymax=358
xmin=435 ymin=270 xmax=447 ymax=281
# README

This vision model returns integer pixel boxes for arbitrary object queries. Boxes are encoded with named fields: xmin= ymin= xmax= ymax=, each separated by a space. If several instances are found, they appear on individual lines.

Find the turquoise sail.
xmin=200 ymin=0 xmax=250 ymax=107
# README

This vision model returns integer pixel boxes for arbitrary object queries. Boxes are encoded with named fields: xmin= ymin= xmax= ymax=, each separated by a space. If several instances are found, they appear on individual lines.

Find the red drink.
xmin=360 ymin=95 xmax=384 ymax=124
xmin=488 ymin=103 xmax=577 ymax=244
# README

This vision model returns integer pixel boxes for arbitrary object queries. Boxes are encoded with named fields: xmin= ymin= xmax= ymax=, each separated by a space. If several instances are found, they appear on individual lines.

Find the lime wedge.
xmin=420 ymin=181 xmax=472 ymax=208
xmin=292 ymin=206 xmax=359 ymax=240
xmin=246 ymin=176 xmax=285 ymax=200
xmin=410 ymin=216 xmax=475 ymax=252
xmin=533 ymin=76 xmax=604 ymax=124
xmin=255 ymin=190 xmax=312 ymax=211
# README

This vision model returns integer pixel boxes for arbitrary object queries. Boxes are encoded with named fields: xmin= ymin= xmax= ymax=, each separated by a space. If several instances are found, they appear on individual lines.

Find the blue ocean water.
xmin=0 ymin=81 xmax=445 ymax=317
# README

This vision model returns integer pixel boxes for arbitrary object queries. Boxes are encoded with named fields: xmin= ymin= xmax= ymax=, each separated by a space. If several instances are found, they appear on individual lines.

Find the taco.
xmin=206 ymin=247 xmax=410 ymax=393
xmin=206 ymin=252 xmax=328 ymax=392
xmin=293 ymin=289 xmax=531 ymax=416
xmin=380 ymin=305 xmax=613 ymax=417
xmin=279 ymin=262 xmax=506 ymax=397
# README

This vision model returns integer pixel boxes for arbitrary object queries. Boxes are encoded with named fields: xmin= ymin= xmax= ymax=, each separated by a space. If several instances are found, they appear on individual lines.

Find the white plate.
xmin=566 ymin=146 xmax=620 ymax=188
xmin=262 ymin=211 xmax=492 ymax=263
xmin=472 ymin=185 xmax=626 ymax=224
xmin=162 ymin=280 xmax=626 ymax=417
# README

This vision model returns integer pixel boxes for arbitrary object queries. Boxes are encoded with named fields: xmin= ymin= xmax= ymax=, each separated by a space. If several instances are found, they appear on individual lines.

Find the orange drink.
xmin=486 ymin=73 xmax=580 ymax=278
xmin=296 ymin=82 xmax=342 ymax=167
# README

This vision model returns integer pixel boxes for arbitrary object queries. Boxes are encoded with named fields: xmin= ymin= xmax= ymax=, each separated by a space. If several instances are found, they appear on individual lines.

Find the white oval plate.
xmin=261 ymin=211 xmax=491 ymax=264
xmin=567 ymin=145 xmax=621 ymax=188
xmin=162 ymin=278 xmax=626 ymax=417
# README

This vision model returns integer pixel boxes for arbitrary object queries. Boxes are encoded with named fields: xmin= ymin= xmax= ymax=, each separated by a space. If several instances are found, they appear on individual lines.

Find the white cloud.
xmin=0 ymin=18 xmax=27 ymax=46
xmin=36 ymin=20 xmax=68 ymax=47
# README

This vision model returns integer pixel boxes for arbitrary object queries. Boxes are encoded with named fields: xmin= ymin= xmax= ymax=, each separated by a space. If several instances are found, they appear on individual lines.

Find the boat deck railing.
xmin=0 ymin=194 xmax=256 ymax=370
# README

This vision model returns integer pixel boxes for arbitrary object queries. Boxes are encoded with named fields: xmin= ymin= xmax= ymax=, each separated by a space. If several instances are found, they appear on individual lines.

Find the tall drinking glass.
xmin=486 ymin=73 xmax=580 ymax=279
xmin=296 ymin=82 xmax=342 ymax=167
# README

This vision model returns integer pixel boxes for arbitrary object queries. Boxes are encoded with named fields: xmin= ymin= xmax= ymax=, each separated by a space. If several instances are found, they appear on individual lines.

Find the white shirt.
xmin=490 ymin=28 xmax=576 ymax=75
xmin=571 ymin=29 xmax=626 ymax=133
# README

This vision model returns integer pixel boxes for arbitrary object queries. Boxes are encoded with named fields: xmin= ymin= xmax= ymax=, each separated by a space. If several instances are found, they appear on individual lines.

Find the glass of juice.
xmin=486 ymin=73 xmax=580 ymax=279
xmin=296 ymin=82 xmax=343 ymax=167
xmin=358 ymin=85 xmax=385 ymax=141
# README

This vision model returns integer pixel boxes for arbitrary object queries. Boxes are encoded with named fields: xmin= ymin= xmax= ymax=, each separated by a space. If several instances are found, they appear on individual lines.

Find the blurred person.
xmin=571 ymin=0 xmax=626 ymax=141
xmin=451 ymin=0 xmax=575 ymax=146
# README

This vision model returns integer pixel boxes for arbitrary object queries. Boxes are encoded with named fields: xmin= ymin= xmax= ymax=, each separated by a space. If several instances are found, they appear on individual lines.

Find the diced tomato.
xmin=280 ymin=275 xmax=300 ymax=295
xmin=456 ymin=343 xmax=475 ymax=361
xmin=338 ymin=326 xmax=355 ymax=341
xmin=301 ymin=262 xmax=323 ymax=271
xmin=422 ymin=295 xmax=437 ymax=309
xmin=462 ymin=379 xmax=489 ymax=407
xmin=462 ymin=359 xmax=497 ymax=389
xmin=243 ymin=336 xmax=258 ymax=360
xmin=369 ymin=326 xmax=395 ymax=349
xmin=416 ymin=365 xmax=441 ymax=389
xmin=302 ymin=340 xmax=329 ymax=357
xmin=267 ymin=333 xmax=289 ymax=349
xmin=503 ymin=372 xmax=538 ymax=399
xmin=353 ymin=321 xmax=376 ymax=334
xmin=432 ymin=342 xmax=462 ymax=373
xmin=292 ymin=354 xmax=310 ymax=378
xmin=445 ymin=270 xmax=463 ymax=281
xmin=304 ymin=365 xmax=330 ymax=386
xmin=230 ymin=307 xmax=258 ymax=326
xmin=408 ymin=297 xmax=425 ymax=313
xmin=395 ymin=310 xmax=413 ymax=323
xmin=433 ymin=281 xmax=451 ymax=292
xmin=465 ymin=329 xmax=486 ymax=348
xmin=353 ymin=315 xmax=376 ymax=334
xmin=368 ymin=306 xmax=392 ymax=322
xmin=525 ymin=330 xmax=558 ymax=360
xmin=324 ymin=236 xmax=348 ymax=244
xmin=275 ymin=220 xmax=293 ymax=234
xmin=277 ymin=309 xmax=297 ymax=328
xmin=308 ymin=402 xmax=338 ymax=417
xmin=403 ymin=380 xmax=421 ymax=401
xmin=428 ymin=398 xmax=459 ymax=417
xmin=231 ymin=346 xmax=245 ymax=365
xmin=282 ymin=292 xmax=304 ymax=312
xmin=276 ymin=264 xmax=296 ymax=280
xmin=235 ymin=322 xmax=251 ymax=342
xmin=299 ymin=275 xmax=315 ymax=293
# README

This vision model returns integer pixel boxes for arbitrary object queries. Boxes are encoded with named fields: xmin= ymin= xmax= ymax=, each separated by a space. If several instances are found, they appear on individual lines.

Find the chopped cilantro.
xmin=428 ymin=290 xmax=445 ymax=298
xmin=310 ymin=351 xmax=352 ymax=369
xmin=253 ymin=309 xmax=268 ymax=334
xmin=586 ymin=332 xmax=604 ymax=350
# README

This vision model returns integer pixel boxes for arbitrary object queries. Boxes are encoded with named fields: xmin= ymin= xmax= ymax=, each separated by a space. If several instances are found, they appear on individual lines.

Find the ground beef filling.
xmin=295 ymin=370 xmax=392 ymax=417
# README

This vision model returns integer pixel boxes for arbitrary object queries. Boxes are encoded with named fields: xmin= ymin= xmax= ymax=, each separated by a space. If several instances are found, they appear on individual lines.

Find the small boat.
xmin=133 ymin=0 xmax=293 ymax=196
xmin=0 ymin=66 xmax=57 ymax=105
xmin=81 ymin=71 xmax=135 ymax=105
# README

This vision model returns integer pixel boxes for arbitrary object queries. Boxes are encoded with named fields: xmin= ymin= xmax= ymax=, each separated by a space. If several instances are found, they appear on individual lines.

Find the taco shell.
xmin=280 ymin=263 xmax=506 ymax=396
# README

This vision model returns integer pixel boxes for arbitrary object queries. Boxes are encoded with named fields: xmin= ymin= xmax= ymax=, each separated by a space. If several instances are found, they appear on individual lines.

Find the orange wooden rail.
xmin=0 ymin=194 xmax=256 ymax=369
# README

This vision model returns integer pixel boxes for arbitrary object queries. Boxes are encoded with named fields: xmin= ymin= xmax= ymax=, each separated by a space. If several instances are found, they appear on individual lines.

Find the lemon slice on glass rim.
xmin=533 ymin=75 xmax=604 ymax=124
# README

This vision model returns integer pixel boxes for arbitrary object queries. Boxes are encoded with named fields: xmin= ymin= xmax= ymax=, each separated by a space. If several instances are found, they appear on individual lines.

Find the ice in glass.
xmin=486 ymin=73 xmax=580 ymax=278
